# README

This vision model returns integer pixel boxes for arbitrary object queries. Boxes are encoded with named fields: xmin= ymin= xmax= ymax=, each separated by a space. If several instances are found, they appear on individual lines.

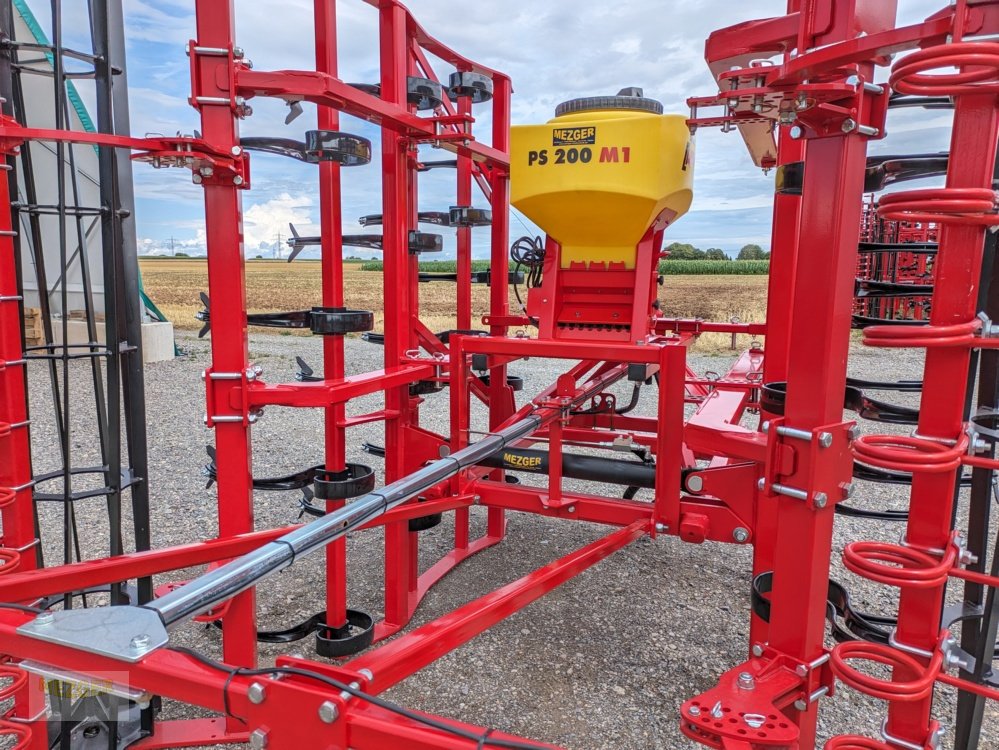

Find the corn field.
xmin=658 ymin=260 xmax=769 ymax=275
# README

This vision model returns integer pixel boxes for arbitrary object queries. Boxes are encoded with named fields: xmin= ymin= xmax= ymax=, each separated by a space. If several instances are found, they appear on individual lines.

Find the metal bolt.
xmin=841 ymin=482 xmax=855 ymax=499
xmin=200 ymin=167 xmax=214 ymax=177
xmin=848 ymin=424 xmax=861 ymax=440
xmin=793 ymin=698 xmax=807 ymax=711
xmin=795 ymin=664 xmax=808 ymax=678
xmin=710 ymin=701 xmax=724 ymax=719
xmin=567 ymin=505 xmax=576 ymax=514
xmin=472 ymin=495 xmax=481 ymax=504
xmin=318 ymin=701 xmax=340 ymax=724
xmin=841 ymin=118 xmax=857 ymax=133
xmin=249 ymin=729 xmax=268 ymax=749
xmin=761 ymin=421 xmax=770 ymax=434
xmin=655 ymin=522 xmax=667 ymax=533
xmin=756 ymin=477 xmax=766 ymax=491
xmin=689 ymin=705 xmax=701 ymax=717
xmin=817 ymin=432 xmax=833 ymax=448
xmin=233 ymin=175 xmax=244 ymax=186
xmin=733 ymin=527 xmax=750 ymax=543
xmin=192 ymin=174 xmax=203 ymax=185
xmin=752 ymin=644 xmax=764 ymax=657
xmin=129 ymin=634 xmax=151 ymax=652
xmin=233 ymin=47 xmax=245 ymax=59
xmin=35 ymin=611 xmax=54 ymax=626
xmin=789 ymin=125 xmax=804 ymax=139
xmin=737 ymin=672 xmax=755 ymax=690
xmin=231 ymin=146 xmax=243 ymax=156
xmin=929 ymin=726 xmax=945 ymax=749
xmin=247 ymin=682 xmax=266 ymax=704
xmin=358 ymin=668 xmax=373 ymax=682
xmin=686 ymin=474 xmax=704 ymax=493
xmin=813 ymin=492 xmax=828 ymax=509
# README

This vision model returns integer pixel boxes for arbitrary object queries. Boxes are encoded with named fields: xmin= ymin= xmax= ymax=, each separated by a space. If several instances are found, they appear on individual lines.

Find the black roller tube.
xmin=479 ymin=447 xmax=656 ymax=489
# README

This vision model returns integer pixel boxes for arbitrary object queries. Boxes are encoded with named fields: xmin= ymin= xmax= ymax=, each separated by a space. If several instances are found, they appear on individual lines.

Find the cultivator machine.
xmin=1 ymin=0 xmax=999 ymax=748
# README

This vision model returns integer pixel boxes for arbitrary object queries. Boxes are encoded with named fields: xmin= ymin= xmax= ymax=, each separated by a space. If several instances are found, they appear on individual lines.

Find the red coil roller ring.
xmin=852 ymin=433 xmax=966 ymax=473
xmin=877 ymin=188 xmax=999 ymax=227
xmin=830 ymin=641 xmax=940 ymax=703
xmin=0 ymin=665 xmax=27 ymax=701
xmin=0 ymin=487 xmax=14 ymax=509
xmin=0 ymin=721 xmax=32 ymax=750
xmin=0 ymin=549 xmax=21 ymax=577
xmin=862 ymin=318 xmax=987 ymax=349
xmin=843 ymin=540 xmax=954 ymax=589
xmin=890 ymin=42 xmax=999 ymax=96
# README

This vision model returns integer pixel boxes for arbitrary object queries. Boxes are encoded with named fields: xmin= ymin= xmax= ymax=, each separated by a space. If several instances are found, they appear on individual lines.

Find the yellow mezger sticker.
xmin=552 ymin=126 xmax=596 ymax=146
xmin=503 ymin=453 xmax=542 ymax=469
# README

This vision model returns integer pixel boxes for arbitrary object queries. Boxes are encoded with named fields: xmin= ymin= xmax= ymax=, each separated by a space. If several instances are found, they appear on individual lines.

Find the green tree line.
xmin=665 ymin=242 xmax=770 ymax=261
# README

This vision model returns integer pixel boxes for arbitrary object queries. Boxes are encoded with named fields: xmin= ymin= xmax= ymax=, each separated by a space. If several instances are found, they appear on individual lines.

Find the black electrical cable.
xmin=510 ymin=235 xmax=544 ymax=326
xmin=0 ymin=602 xmax=44 ymax=614
xmin=169 ymin=647 xmax=552 ymax=749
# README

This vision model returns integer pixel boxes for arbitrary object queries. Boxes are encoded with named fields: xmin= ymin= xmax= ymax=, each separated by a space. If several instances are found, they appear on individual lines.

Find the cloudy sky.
xmin=26 ymin=0 xmax=954 ymax=259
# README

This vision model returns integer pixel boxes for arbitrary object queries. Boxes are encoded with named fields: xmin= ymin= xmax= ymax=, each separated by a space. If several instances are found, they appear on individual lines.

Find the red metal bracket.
xmin=681 ymin=644 xmax=834 ymax=750
xmin=760 ymin=418 xmax=855 ymax=511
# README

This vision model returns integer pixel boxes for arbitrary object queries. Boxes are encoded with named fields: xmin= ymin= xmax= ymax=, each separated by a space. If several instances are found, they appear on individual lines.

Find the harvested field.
xmin=139 ymin=257 xmax=768 ymax=354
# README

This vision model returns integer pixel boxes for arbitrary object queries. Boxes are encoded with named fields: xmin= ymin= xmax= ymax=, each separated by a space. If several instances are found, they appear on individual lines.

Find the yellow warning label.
xmin=503 ymin=453 xmax=543 ymax=469
xmin=552 ymin=126 xmax=596 ymax=146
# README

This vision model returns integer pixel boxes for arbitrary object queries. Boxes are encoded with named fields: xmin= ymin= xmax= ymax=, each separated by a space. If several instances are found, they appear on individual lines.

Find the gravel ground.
xmin=19 ymin=331 xmax=999 ymax=748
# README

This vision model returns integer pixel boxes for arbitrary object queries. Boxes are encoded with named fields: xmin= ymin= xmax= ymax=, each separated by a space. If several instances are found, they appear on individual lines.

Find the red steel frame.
xmin=855 ymin=196 xmax=937 ymax=325
xmin=0 ymin=1 xmax=998 ymax=749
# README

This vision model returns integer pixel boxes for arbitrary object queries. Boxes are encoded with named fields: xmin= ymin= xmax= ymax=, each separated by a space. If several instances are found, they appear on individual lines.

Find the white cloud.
xmin=16 ymin=0 xmax=962 ymax=256
xmin=242 ymin=193 xmax=314 ymax=255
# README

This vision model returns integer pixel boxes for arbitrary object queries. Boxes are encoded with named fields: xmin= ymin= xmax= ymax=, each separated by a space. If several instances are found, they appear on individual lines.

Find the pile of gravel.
xmin=22 ymin=332 xmax=997 ymax=747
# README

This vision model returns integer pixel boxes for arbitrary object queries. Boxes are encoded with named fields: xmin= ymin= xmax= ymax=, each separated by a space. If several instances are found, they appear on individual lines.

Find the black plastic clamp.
xmin=309 ymin=307 xmax=374 ymax=336
xmin=447 ymin=71 xmax=494 ymax=103
xmin=304 ymin=131 xmax=372 ymax=166
xmin=316 ymin=609 xmax=375 ymax=657
xmin=410 ymin=380 xmax=446 ymax=396
xmin=408 ymin=497 xmax=443 ymax=532
xmin=409 ymin=231 xmax=443 ymax=254
xmin=313 ymin=463 xmax=376 ymax=500
xmin=449 ymin=206 xmax=492 ymax=227
xmin=407 ymin=76 xmax=445 ymax=111
xmin=477 ymin=373 xmax=525 ymax=392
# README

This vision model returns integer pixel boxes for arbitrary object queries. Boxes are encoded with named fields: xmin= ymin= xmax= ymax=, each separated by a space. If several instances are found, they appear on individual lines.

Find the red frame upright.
xmin=0 ymin=2 xmax=998 ymax=750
